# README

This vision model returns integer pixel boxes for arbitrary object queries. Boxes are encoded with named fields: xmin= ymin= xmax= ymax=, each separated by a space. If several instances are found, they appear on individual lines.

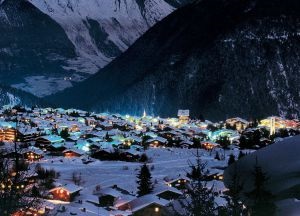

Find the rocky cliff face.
xmin=0 ymin=0 xmax=187 ymax=96
xmin=50 ymin=0 xmax=300 ymax=120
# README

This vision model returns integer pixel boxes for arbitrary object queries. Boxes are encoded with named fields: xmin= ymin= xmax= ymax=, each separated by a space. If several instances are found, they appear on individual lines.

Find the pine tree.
xmin=52 ymin=127 xmax=58 ymax=135
xmin=141 ymin=135 xmax=151 ymax=151
xmin=216 ymin=136 xmax=230 ymax=149
xmin=223 ymin=164 xmax=246 ymax=216
xmin=0 ymin=119 xmax=41 ymax=215
xmin=246 ymin=158 xmax=276 ymax=216
xmin=60 ymin=128 xmax=70 ymax=139
xmin=228 ymin=154 xmax=236 ymax=166
xmin=178 ymin=149 xmax=215 ymax=216
xmin=136 ymin=164 xmax=153 ymax=197
xmin=105 ymin=132 xmax=113 ymax=142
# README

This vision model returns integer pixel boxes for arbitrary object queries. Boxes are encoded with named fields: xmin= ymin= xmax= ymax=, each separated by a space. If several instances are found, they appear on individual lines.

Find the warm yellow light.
xmin=155 ymin=207 xmax=159 ymax=212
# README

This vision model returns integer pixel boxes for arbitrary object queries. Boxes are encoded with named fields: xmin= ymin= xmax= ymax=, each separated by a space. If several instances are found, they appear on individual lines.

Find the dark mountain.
xmin=0 ymin=0 xmax=76 ymax=97
xmin=0 ymin=0 xmax=190 ymax=97
xmin=49 ymin=0 xmax=300 ymax=120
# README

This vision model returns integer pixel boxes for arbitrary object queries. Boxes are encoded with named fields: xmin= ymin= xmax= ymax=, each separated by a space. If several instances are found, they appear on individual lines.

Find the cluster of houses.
xmin=0 ymin=108 xmax=299 ymax=157
xmin=1 ymin=107 xmax=299 ymax=215
xmin=47 ymin=177 xmax=188 ymax=216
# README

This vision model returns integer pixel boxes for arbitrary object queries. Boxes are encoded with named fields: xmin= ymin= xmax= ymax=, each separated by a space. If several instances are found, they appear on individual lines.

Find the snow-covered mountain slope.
xmin=28 ymin=0 xmax=175 ymax=73
xmin=50 ymin=0 xmax=300 ymax=120
xmin=0 ymin=0 xmax=77 ymax=97
xmin=0 ymin=84 xmax=46 ymax=108
xmin=0 ymin=0 xmax=189 ymax=97
xmin=224 ymin=135 xmax=300 ymax=215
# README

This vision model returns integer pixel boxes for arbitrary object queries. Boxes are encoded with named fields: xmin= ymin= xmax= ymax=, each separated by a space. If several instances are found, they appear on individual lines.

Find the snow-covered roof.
xmin=0 ymin=121 xmax=16 ymax=129
xmin=178 ymin=110 xmax=190 ymax=117
xmin=94 ymin=187 xmax=122 ymax=198
xmin=128 ymin=195 xmax=170 ymax=213
xmin=85 ymin=194 xmax=100 ymax=205
xmin=18 ymin=127 xmax=38 ymax=135
xmin=50 ymin=183 xmax=82 ymax=194
xmin=114 ymin=195 xmax=136 ymax=208
xmin=147 ymin=137 xmax=167 ymax=143
xmin=88 ymin=137 xmax=102 ymax=143
xmin=22 ymin=146 xmax=44 ymax=155
xmin=40 ymin=135 xmax=65 ymax=143
xmin=63 ymin=148 xmax=85 ymax=155
xmin=165 ymin=176 xmax=190 ymax=184
xmin=180 ymin=140 xmax=193 ymax=145
xmin=123 ymin=149 xmax=141 ymax=156
xmin=151 ymin=184 xmax=183 ymax=196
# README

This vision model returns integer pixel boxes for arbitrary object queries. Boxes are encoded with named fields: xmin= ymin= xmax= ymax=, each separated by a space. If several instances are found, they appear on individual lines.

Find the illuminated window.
xmin=155 ymin=207 xmax=159 ymax=212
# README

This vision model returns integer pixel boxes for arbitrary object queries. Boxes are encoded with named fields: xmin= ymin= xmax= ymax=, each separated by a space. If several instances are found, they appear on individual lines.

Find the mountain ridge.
xmin=48 ymin=0 xmax=300 ymax=120
xmin=0 ymin=0 xmax=189 ymax=96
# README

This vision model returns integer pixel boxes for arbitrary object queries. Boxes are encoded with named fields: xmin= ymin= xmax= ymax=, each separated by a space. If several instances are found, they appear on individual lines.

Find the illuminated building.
xmin=178 ymin=110 xmax=190 ymax=124
xmin=49 ymin=184 xmax=82 ymax=202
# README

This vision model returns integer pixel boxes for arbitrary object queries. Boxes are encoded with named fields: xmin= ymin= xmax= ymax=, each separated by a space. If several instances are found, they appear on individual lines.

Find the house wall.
xmin=24 ymin=152 xmax=43 ymax=161
xmin=0 ymin=128 xmax=16 ymax=141
xmin=170 ymin=179 xmax=188 ymax=190
xmin=99 ymin=195 xmax=115 ymax=207
xmin=36 ymin=138 xmax=51 ymax=147
xmin=51 ymin=188 xmax=70 ymax=202
xmin=133 ymin=204 xmax=164 ymax=216
xmin=64 ymin=152 xmax=81 ymax=158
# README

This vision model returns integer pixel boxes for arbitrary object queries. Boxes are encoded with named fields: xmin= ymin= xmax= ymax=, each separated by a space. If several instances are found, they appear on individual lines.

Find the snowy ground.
xmin=12 ymin=76 xmax=73 ymax=97
xmin=35 ymin=147 xmax=244 ymax=215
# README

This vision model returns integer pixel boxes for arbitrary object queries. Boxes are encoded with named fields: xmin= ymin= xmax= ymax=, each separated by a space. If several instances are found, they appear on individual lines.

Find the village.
xmin=1 ymin=106 xmax=299 ymax=216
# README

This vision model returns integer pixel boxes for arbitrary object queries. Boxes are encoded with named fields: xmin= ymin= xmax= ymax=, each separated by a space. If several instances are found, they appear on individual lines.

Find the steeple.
xmin=270 ymin=116 xmax=276 ymax=136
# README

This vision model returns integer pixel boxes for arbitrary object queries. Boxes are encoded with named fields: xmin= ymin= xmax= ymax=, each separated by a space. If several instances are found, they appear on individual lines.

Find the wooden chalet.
xmin=146 ymin=137 xmax=168 ymax=148
xmin=49 ymin=183 xmax=82 ymax=202
xmin=165 ymin=177 xmax=190 ymax=190
xmin=0 ymin=121 xmax=16 ymax=142
xmin=119 ymin=194 xmax=170 ymax=216
xmin=201 ymin=141 xmax=220 ymax=150
xmin=63 ymin=149 xmax=85 ymax=158
xmin=151 ymin=185 xmax=182 ymax=201
xmin=36 ymin=135 xmax=65 ymax=147
xmin=22 ymin=147 xmax=44 ymax=161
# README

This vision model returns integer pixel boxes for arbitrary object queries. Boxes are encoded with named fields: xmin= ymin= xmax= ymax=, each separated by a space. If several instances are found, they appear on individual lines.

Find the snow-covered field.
xmin=37 ymin=147 xmax=241 ymax=215
xmin=224 ymin=135 xmax=300 ymax=216
xmin=12 ymin=76 xmax=73 ymax=98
